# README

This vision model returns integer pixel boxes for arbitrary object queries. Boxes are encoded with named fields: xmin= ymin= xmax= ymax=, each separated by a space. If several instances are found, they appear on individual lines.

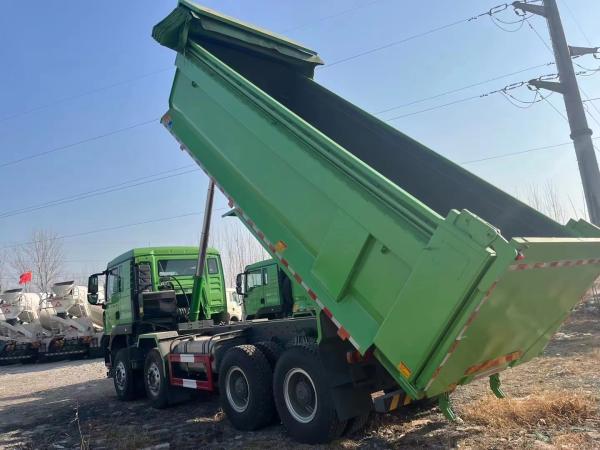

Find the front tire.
xmin=113 ymin=348 xmax=142 ymax=401
xmin=218 ymin=345 xmax=275 ymax=431
xmin=273 ymin=344 xmax=347 ymax=444
xmin=144 ymin=349 xmax=169 ymax=409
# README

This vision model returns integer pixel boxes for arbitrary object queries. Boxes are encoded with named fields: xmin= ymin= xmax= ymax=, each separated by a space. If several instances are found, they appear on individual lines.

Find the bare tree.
xmin=518 ymin=180 xmax=573 ymax=224
xmin=11 ymin=229 xmax=65 ymax=293
xmin=210 ymin=220 xmax=268 ymax=288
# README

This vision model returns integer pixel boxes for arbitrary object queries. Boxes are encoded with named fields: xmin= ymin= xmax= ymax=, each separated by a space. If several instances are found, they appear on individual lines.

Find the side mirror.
xmin=87 ymin=273 xmax=104 ymax=305
xmin=88 ymin=274 xmax=98 ymax=295
xmin=235 ymin=273 xmax=244 ymax=296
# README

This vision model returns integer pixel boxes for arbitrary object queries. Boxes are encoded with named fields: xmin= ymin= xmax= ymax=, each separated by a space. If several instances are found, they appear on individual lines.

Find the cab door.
xmin=104 ymin=260 xmax=133 ymax=332
xmin=262 ymin=264 xmax=281 ymax=309
xmin=244 ymin=268 xmax=264 ymax=317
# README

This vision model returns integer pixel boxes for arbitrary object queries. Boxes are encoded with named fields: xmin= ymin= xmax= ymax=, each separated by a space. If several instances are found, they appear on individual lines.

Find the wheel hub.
xmin=234 ymin=377 xmax=248 ymax=398
xmin=226 ymin=366 xmax=250 ymax=413
xmin=284 ymin=368 xmax=317 ymax=424
xmin=147 ymin=362 xmax=161 ymax=395
xmin=115 ymin=361 xmax=126 ymax=390
xmin=295 ymin=381 xmax=312 ymax=405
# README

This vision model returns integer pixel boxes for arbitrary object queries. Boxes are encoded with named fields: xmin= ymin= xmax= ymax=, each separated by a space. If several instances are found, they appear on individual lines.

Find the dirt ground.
xmin=1 ymin=299 xmax=598 ymax=450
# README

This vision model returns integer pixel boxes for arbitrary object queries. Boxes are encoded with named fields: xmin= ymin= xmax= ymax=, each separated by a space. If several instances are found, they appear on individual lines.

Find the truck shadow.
xmin=0 ymin=374 xmax=466 ymax=450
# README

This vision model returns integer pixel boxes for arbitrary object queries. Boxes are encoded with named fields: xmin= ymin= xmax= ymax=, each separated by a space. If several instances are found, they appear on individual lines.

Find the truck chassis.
xmin=106 ymin=315 xmax=397 ymax=443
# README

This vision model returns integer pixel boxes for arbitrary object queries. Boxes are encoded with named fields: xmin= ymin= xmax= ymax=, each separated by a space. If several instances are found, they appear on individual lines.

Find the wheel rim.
xmin=146 ymin=361 xmax=161 ymax=397
xmin=225 ymin=366 xmax=250 ymax=413
xmin=115 ymin=361 xmax=127 ymax=391
xmin=283 ymin=368 xmax=317 ymax=423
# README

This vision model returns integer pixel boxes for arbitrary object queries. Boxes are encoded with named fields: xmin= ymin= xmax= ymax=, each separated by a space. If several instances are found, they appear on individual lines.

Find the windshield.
xmin=158 ymin=259 xmax=197 ymax=277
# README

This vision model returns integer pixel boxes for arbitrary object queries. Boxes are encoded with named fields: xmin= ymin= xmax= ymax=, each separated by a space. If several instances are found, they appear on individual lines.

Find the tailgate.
xmin=420 ymin=237 xmax=600 ymax=397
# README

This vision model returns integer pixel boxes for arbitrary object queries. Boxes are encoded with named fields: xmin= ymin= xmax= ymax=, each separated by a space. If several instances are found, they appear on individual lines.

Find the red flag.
xmin=19 ymin=271 xmax=32 ymax=285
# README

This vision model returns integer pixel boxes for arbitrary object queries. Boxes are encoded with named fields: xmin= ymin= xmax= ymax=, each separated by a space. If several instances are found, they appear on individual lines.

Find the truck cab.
xmin=236 ymin=259 xmax=315 ymax=320
xmin=87 ymin=247 xmax=227 ymax=365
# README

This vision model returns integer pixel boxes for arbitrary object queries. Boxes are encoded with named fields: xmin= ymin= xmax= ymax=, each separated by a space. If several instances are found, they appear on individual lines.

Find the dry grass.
xmin=553 ymin=433 xmax=595 ymax=449
xmin=460 ymin=391 xmax=597 ymax=430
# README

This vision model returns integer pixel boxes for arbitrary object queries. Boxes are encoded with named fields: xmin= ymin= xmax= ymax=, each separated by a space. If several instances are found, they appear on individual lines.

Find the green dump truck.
xmin=236 ymin=259 xmax=315 ymax=320
xmin=87 ymin=246 xmax=227 ymax=372
xmin=88 ymin=2 xmax=600 ymax=444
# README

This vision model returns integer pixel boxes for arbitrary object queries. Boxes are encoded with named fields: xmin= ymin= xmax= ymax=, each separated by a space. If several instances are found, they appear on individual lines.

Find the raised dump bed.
xmin=153 ymin=1 xmax=600 ymax=401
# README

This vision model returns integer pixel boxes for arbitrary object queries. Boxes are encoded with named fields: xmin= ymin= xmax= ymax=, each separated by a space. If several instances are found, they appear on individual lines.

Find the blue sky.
xmin=0 ymin=0 xmax=599 ymax=284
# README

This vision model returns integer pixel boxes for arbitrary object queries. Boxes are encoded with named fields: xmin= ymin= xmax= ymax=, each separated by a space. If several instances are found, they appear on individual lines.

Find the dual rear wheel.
xmin=219 ymin=343 xmax=363 ymax=444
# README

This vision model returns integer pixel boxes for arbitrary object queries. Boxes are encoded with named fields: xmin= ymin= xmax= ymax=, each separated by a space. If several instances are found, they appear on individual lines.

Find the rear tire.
xmin=273 ymin=344 xmax=347 ymax=444
xmin=218 ymin=345 xmax=275 ymax=431
xmin=254 ymin=341 xmax=283 ymax=370
xmin=144 ymin=349 xmax=169 ymax=409
xmin=112 ymin=348 xmax=143 ymax=401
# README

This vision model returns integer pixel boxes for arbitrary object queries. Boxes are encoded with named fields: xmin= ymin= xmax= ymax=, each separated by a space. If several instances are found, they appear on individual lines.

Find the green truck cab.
xmin=87 ymin=246 xmax=227 ymax=366
xmin=236 ymin=259 xmax=315 ymax=320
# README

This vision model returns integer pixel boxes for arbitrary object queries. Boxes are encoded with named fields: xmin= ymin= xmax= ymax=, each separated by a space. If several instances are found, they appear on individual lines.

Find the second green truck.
xmin=236 ymin=259 xmax=315 ymax=320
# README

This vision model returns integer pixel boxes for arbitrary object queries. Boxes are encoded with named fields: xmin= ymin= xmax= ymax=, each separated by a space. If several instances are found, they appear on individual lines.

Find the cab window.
xmin=246 ymin=270 xmax=262 ymax=290
xmin=207 ymin=257 xmax=219 ymax=275
xmin=106 ymin=266 xmax=121 ymax=296
xmin=158 ymin=259 xmax=196 ymax=277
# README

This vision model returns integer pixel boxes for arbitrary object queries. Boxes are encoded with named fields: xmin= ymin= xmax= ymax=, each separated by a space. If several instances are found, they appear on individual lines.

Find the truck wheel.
xmin=113 ymin=348 xmax=142 ymax=401
xmin=144 ymin=349 xmax=170 ymax=409
xmin=273 ymin=344 xmax=347 ymax=444
xmin=218 ymin=345 xmax=275 ymax=430
xmin=254 ymin=341 xmax=283 ymax=370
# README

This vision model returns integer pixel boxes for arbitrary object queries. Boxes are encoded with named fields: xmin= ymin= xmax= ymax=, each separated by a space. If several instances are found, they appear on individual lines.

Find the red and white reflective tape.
xmin=169 ymin=353 xmax=205 ymax=364
xmin=424 ymin=281 xmax=498 ymax=392
xmin=234 ymin=205 xmax=360 ymax=351
xmin=509 ymin=258 xmax=600 ymax=271
xmin=161 ymin=115 xmax=360 ymax=352
xmin=171 ymin=377 xmax=204 ymax=389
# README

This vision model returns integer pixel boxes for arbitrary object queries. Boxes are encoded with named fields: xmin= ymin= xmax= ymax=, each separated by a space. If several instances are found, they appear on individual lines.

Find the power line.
xmin=0 ymin=117 xmax=159 ymax=169
xmin=461 ymin=140 xmax=570 ymax=165
xmin=540 ymin=92 xmax=569 ymax=121
xmin=0 ymin=209 xmax=228 ymax=250
xmin=383 ymin=95 xmax=483 ymax=121
xmin=460 ymin=136 xmax=600 ymax=165
xmin=559 ymin=0 xmax=593 ymax=46
xmin=321 ymin=2 xmax=526 ymax=70
xmin=0 ymin=165 xmax=199 ymax=219
xmin=524 ymin=15 xmax=600 ymax=122
xmin=526 ymin=18 xmax=554 ymax=53
xmin=381 ymin=71 xmax=560 ymax=121
xmin=584 ymin=103 xmax=600 ymax=129
xmin=322 ymin=18 xmax=468 ymax=69
xmin=0 ymin=67 xmax=172 ymax=124
xmin=373 ymin=61 xmax=554 ymax=115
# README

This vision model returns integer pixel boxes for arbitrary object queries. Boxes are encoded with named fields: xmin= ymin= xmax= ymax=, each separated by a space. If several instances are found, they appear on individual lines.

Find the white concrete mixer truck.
xmin=38 ymin=281 xmax=104 ymax=360
xmin=0 ymin=282 xmax=104 ymax=364
xmin=0 ymin=289 xmax=48 ymax=363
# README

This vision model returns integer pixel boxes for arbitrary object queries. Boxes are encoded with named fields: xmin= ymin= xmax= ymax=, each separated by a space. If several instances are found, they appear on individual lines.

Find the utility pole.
xmin=514 ymin=0 xmax=600 ymax=225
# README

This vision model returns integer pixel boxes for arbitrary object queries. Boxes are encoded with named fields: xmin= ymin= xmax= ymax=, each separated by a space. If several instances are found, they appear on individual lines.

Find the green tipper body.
xmin=242 ymin=259 xmax=315 ymax=319
xmin=153 ymin=2 xmax=600 ymax=399
xmin=103 ymin=246 xmax=226 ymax=333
